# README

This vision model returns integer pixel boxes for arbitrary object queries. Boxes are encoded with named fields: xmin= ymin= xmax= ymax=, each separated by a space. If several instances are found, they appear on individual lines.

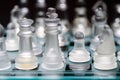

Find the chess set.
xmin=0 ymin=0 xmax=120 ymax=80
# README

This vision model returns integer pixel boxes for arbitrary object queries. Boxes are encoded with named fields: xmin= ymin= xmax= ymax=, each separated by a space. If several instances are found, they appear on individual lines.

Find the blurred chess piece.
xmin=72 ymin=0 xmax=91 ymax=38
xmin=0 ymin=24 xmax=11 ymax=70
xmin=56 ymin=0 xmax=70 ymax=48
xmin=5 ymin=22 xmax=19 ymax=51
xmin=35 ymin=0 xmax=46 ymax=46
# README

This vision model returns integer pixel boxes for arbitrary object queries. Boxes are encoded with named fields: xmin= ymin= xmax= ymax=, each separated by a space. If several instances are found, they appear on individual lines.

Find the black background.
xmin=0 ymin=0 xmax=120 ymax=27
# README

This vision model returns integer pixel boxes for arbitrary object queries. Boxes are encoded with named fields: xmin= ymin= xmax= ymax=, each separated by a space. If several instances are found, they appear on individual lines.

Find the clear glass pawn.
xmin=72 ymin=0 xmax=91 ymax=37
xmin=56 ymin=0 xmax=70 ymax=47
xmin=0 ymin=24 xmax=11 ymax=70
xmin=41 ymin=8 xmax=64 ymax=70
xmin=5 ymin=22 xmax=19 ymax=51
xmin=15 ymin=18 xmax=38 ymax=70
xmin=90 ymin=25 xmax=117 ymax=70
xmin=69 ymin=32 xmax=90 ymax=62
xmin=91 ymin=7 xmax=107 ymax=38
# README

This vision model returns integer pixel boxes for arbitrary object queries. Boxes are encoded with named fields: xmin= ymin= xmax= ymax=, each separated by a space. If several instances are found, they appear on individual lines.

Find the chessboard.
xmin=0 ymin=37 xmax=120 ymax=80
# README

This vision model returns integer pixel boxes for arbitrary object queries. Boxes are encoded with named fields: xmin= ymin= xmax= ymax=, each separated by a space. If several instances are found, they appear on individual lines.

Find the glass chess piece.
xmin=90 ymin=25 xmax=117 ymax=70
xmin=69 ymin=32 xmax=90 ymax=62
xmin=15 ymin=18 xmax=38 ymax=70
xmin=31 ymin=26 xmax=42 ymax=55
xmin=0 ymin=24 xmax=11 ymax=70
xmin=72 ymin=0 xmax=91 ymax=37
xmin=35 ymin=0 xmax=46 ymax=45
xmin=41 ymin=8 xmax=64 ymax=70
xmin=5 ymin=22 xmax=19 ymax=51
xmin=91 ymin=7 xmax=107 ymax=38
xmin=56 ymin=0 xmax=70 ymax=47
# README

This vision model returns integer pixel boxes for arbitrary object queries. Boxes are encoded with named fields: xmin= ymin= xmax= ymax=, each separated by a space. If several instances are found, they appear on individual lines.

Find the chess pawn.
xmin=91 ymin=25 xmax=117 ymax=70
xmin=56 ymin=0 xmax=70 ymax=47
xmin=69 ymin=32 xmax=90 ymax=62
xmin=41 ymin=8 xmax=64 ymax=70
xmin=91 ymin=7 xmax=107 ymax=37
xmin=15 ymin=18 xmax=38 ymax=70
xmin=72 ymin=0 xmax=91 ymax=37
xmin=5 ymin=22 xmax=19 ymax=51
xmin=0 ymin=24 xmax=11 ymax=70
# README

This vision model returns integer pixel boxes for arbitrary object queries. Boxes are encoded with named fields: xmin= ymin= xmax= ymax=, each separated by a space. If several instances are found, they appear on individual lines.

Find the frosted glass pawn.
xmin=69 ymin=32 xmax=90 ymax=62
xmin=15 ymin=18 xmax=38 ymax=70
xmin=5 ymin=22 xmax=19 ymax=51
xmin=0 ymin=24 xmax=11 ymax=70
xmin=41 ymin=8 xmax=64 ymax=70
xmin=91 ymin=25 xmax=117 ymax=70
